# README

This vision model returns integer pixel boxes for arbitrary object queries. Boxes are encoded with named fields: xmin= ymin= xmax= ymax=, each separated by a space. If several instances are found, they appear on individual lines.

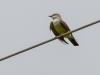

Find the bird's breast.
xmin=53 ymin=19 xmax=67 ymax=34
xmin=53 ymin=19 xmax=61 ymax=25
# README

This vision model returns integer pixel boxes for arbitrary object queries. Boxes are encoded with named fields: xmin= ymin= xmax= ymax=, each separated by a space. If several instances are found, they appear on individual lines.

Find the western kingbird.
xmin=49 ymin=13 xmax=79 ymax=46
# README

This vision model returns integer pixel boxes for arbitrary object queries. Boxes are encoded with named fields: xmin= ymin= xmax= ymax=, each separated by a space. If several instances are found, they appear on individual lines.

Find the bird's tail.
xmin=68 ymin=37 xmax=79 ymax=46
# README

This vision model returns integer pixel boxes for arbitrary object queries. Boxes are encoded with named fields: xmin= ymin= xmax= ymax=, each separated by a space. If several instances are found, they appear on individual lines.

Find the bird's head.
xmin=49 ymin=13 xmax=62 ymax=20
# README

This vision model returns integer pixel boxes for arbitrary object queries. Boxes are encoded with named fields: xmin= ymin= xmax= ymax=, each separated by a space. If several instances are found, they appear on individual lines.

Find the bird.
xmin=49 ymin=13 xmax=79 ymax=46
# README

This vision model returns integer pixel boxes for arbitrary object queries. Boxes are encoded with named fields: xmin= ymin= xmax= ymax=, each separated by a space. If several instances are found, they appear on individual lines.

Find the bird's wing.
xmin=60 ymin=19 xmax=77 ymax=42
xmin=60 ymin=19 xmax=71 ymax=31
xmin=50 ymin=22 xmax=68 ymax=44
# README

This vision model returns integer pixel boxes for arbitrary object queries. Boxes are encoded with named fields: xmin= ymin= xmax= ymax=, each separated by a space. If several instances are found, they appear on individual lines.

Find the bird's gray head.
xmin=49 ymin=13 xmax=62 ymax=19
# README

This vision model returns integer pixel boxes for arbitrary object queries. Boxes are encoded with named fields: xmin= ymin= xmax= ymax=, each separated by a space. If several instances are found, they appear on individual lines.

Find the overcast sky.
xmin=0 ymin=0 xmax=100 ymax=75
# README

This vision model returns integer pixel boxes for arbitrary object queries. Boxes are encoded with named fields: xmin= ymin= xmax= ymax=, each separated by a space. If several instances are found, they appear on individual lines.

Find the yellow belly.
xmin=54 ymin=23 xmax=71 ymax=38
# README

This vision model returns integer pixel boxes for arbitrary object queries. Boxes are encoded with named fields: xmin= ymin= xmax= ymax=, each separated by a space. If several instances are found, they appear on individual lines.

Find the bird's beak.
xmin=48 ymin=15 xmax=52 ymax=17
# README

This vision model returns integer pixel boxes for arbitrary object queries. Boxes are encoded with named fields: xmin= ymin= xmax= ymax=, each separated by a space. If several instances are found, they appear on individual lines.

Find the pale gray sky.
xmin=0 ymin=0 xmax=100 ymax=75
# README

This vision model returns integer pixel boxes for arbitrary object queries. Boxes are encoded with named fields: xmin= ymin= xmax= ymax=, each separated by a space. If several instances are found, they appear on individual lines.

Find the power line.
xmin=0 ymin=20 xmax=100 ymax=61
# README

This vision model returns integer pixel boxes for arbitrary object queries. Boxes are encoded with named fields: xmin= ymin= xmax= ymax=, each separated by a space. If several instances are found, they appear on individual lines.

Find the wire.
xmin=0 ymin=20 xmax=100 ymax=61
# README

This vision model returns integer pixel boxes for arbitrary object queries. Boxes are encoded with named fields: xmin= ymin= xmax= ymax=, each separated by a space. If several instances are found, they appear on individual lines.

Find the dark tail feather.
xmin=68 ymin=37 xmax=79 ymax=46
